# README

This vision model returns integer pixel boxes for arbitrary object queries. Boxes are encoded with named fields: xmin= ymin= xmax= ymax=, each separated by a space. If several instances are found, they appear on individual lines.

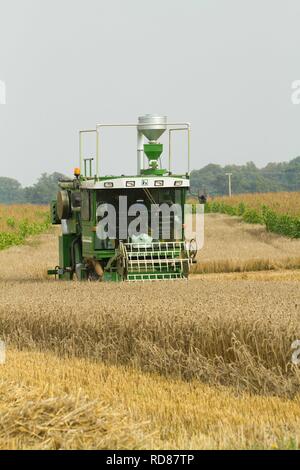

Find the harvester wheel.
xmin=87 ymin=270 xmax=101 ymax=282
xmin=86 ymin=259 xmax=104 ymax=282
xmin=188 ymin=239 xmax=198 ymax=261
xmin=116 ymin=255 xmax=126 ymax=280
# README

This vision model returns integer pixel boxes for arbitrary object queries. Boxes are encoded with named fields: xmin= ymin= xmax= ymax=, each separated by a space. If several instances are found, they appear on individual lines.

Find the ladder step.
xmin=123 ymin=242 xmax=186 ymax=252
xmin=128 ymin=258 xmax=188 ymax=265
xmin=126 ymin=251 xmax=181 ymax=258
xmin=126 ymin=273 xmax=186 ymax=282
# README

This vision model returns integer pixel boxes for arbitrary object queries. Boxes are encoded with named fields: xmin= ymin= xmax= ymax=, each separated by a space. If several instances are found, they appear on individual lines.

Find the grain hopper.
xmin=48 ymin=115 xmax=197 ymax=281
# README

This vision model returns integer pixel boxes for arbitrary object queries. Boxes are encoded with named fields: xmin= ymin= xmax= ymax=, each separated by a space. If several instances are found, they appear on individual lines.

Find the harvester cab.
xmin=48 ymin=114 xmax=197 ymax=282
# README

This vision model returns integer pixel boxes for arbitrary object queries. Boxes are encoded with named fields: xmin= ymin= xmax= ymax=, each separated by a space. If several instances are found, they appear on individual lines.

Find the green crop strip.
xmin=201 ymin=201 xmax=300 ymax=238
xmin=0 ymin=214 xmax=51 ymax=250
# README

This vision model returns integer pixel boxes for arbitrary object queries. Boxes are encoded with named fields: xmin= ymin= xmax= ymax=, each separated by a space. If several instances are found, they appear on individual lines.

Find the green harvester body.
xmin=48 ymin=115 xmax=194 ymax=282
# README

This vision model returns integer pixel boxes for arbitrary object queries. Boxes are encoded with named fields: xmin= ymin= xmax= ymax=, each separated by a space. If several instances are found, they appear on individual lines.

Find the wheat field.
xmin=0 ymin=204 xmax=48 ymax=232
xmin=194 ymin=213 xmax=300 ymax=273
xmin=1 ymin=276 xmax=300 ymax=396
xmin=1 ymin=349 xmax=300 ymax=450
xmin=0 ymin=210 xmax=300 ymax=448
xmin=210 ymin=192 xmax=300 ymax=217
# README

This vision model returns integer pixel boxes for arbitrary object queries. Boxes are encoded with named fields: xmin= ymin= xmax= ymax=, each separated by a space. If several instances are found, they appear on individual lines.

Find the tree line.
xmin=1 ymin=156 xmax=300 ymax=204
xmin=190 ymin=157 xmax=300 ymax=196
xmin=0 ymin=173 xmax=66 ymax=204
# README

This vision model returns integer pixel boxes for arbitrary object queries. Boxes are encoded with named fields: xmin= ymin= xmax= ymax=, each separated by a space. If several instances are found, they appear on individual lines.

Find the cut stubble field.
xmin=0 ymin=212 xmax=300 ymax=449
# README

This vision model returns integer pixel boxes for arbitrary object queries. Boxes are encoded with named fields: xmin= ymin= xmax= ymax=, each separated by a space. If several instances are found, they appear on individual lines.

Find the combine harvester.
xmin=48 ymin=115 xmax=198 ymax=281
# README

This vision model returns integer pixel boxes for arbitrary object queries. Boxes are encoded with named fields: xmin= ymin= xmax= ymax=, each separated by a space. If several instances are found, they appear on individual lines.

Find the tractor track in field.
xmin=193 ymin=213 xmax=300 ymax=273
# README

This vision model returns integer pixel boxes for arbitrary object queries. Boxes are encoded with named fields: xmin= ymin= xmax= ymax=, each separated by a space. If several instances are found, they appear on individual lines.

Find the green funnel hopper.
xmin=144 ymin=143 xmax=163 ymax=161
xmin=142 ymin=143 xmax=166 ymax=175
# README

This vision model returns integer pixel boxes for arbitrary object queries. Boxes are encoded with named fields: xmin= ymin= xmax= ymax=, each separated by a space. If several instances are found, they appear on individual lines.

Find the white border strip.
xmin=80 ymin=177 xmax=190 ymax=190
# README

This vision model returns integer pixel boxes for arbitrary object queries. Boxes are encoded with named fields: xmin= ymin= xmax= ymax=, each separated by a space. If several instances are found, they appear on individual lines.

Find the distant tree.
xmin=190 ymin=164 xmax=225 ymax=196
xmin=23 ymin=172 xmax=66 ymax=204
xmin=0 ymin=177 xmax=23 ymax=203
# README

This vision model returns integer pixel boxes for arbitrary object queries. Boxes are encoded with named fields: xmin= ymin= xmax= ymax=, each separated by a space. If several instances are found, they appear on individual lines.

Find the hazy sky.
xmin=1 ymin=0 xmax=300 ymax=185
